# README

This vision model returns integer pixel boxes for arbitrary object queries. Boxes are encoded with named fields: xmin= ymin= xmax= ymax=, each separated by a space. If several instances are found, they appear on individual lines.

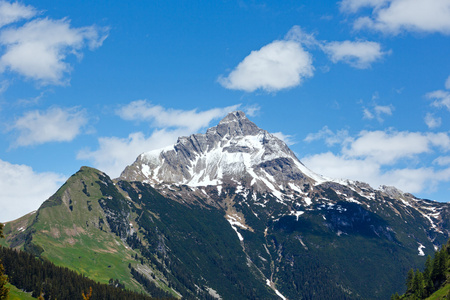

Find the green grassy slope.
xmin=3 ymin=167 xmax=174 ymax=297
xmin=6 ymin=283 xmax=36 ymax=300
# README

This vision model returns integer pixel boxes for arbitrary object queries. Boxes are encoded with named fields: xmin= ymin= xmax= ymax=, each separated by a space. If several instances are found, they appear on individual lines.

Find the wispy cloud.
xmin=323 ymin=40 xmax=389 ymax=69
xmin=424 ymin=112 xmax=442 ymax=129
xmin=0 ymin=0 xmax=37 ymax=28
xmin=10 ymin=106 xmax=88 ymax=147
xmin=339 ymin=0 xmax=390 ymax=13
xmin=427 ymin=90 xmax=450 ymax=111
xmin=0 ymin=1 xmax=108 ymax=86
xmin=272 ymin=132 xmax=296 ymax=146
xmin=80 ymin=103 xmax=245 ymax=177
xmin=433 ymin=156 xmax=450 ymax=166
xmin=304 ymin=126 xmax=350 ymax=146
xmin=77 ymin=130 xmax=184 ymax=178
xmin=341 ymin=0 xmax=450 ymax=35
xmin=0 ymin=159 xmax=65 ymax=222
xmin=426 ymin=76 xmax=450 ymax=111
xmin=116 ymin=100 xmax=240 ymax=131
xmin=445 ymin=75 xmax=450 ymax=89
xmin=363 ymin=104 xmax=394 ymax=122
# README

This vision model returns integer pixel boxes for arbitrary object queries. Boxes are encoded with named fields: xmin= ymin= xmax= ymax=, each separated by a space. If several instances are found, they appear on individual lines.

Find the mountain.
xmin=3 ymin=111 xmax=450 ymax=300
xmin=120 ymin=110 xmax=325 ymax=198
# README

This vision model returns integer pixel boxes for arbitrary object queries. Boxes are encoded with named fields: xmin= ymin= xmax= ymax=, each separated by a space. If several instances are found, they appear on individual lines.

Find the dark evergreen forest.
xmin=0 ymin=246 xmax=173 ymax=300
xmin=393 ymin=239 xmax=450 ymax=299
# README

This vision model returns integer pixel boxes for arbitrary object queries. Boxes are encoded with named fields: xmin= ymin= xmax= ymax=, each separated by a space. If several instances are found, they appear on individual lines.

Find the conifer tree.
xmin=0 ymin=223 xmax=9 ymax=300
xmin=406 ymin=268 xmax=414 ymax=292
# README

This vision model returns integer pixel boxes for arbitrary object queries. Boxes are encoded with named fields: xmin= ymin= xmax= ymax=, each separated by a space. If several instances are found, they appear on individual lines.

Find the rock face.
xmin=121 ymin=111 xmax=325 ymax=197
xmin=121 ymin=111 xmax=449 ymax=238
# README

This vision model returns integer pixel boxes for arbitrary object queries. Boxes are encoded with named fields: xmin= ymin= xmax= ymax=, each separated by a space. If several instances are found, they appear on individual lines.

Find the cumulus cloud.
xmin=323 ymin=40 xmax=389 ymax=69
xmin=343 ymin=130 xmax=450 ymax=164
xmin=80 ymin=104 xmax=244 ymax=177
xmin=218 ymin=39 xmax=314 ymax=92
xmin=0 ymin=2 xmax=108 ymax=85
xmin=425 ymin=112 xmax=442 ymax=129
xmin=10 ymin=106 xmax=88 ymax=147
xmin=302 ymin=152 xmax=382 ymax=182
xmin=0 ymin=159 xmax=66 ymax=222
xmin=342 ymin=0 xmax=450 ymax=35
xmin=117 ymin=100 xmax=240 ymax=131
xmin=303 ymin=127 xmax=450 ymax=193
xmin=218 ymin=26 xmax=389 ymax=92
xmin=0 ymin=0 xmax=36 ymax=28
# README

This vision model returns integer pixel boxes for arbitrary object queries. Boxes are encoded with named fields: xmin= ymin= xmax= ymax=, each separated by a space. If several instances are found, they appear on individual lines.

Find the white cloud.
xmin=80 ymin=104 xmax=244 ymax=178
xmin=272 ymin=132 xmax=296 ymax=146
xmin=304 ymin=126 xmax=350 ymax=146
xmin=0 ymin=15 xmax=108 ymax=85
xmin=218 ymin=26 xmax=389 ymax=91
xmin=11 ymin=106 xmax=88 ymax=147
xmin=424 ymin=112 xmax=442 ymax=129
xmin=0 ymin=159 xmax=65 ymax=222
xmin=345 ymin=0 xmax=450 ymax=35
xmin=363 ymin=108 xmax=374 ymax=119
xmin=363 ymin=104 xmax=394 ymax=122
xmin=117 ymin=100 xmax=240 ymax=131
xmin=243 ymin=104 xmax=261 ymax=117
xmin=343 ymin=130 xmax=449 ymax=164
xmin=427 ymin=90 xmax=450 ymax=111
xmin=445 ymin=75 xmax=450 ymax=89
xmin=302 ymin=128 xmax=450 ymax=194
xmin=218 ymin=39 xmax=314 ymax=92
xmin=302 ymin=152 xmax=382 ymax=182
xmin=77 ymin=130 xmax=186 ymax=178
xmin=284 ymin=25 xmax=319 ymax=48
xmin=339 ymin=0 xmax=390 ymax=13
xmin=374 ymin=105 xmax=393 ymax=115
xmin=0 ymin=0 xmax=37 ymax=28
xmin=323 ymin=40 xmax=388 ymax=69
xmin=433 ymin=156 xmax=450 ymax=166
xmin=379 ymin=167 xmax=447 ymax=193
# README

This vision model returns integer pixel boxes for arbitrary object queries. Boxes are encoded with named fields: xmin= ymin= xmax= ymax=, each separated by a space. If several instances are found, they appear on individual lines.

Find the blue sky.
xmin=1 ymin=0 xmax=450 ymax=222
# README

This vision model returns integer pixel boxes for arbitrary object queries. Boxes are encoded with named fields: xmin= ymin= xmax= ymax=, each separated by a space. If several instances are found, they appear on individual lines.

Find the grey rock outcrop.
xmin=120 ymin=111 xmax=323 ymax=195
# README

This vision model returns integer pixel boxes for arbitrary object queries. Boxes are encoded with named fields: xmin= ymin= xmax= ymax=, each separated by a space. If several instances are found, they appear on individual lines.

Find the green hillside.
xmin=2 ymin=167 xmax=176 ymax=298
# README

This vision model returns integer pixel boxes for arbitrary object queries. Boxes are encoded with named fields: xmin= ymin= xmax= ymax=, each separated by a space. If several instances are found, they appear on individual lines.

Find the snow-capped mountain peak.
xmin=120 ymin=111 xmax=325 ymax=195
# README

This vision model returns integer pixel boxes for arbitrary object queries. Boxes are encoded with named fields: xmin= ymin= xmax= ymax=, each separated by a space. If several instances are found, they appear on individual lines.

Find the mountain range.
xmin=2 ymin=111 xmax=450 ymax=299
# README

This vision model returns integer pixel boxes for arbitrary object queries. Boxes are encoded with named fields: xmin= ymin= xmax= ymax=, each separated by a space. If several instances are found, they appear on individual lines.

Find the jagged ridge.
xmin=121 ymin=111 xmax=326 ymax=199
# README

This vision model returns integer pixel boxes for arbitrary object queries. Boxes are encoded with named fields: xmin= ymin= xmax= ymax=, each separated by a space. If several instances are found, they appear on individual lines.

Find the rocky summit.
xmin=3 ymin=111 xmax=450 ymax=300
xmin=121 ymin=111 xmax=448 ymax=238
xmin=121 ymin=111 xmax=327 ymax=198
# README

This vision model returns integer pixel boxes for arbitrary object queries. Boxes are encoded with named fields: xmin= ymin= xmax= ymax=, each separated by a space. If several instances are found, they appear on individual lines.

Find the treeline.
xmin=392 ymin=240 xmax=450 ymax=299
xmin=0 ymin=246 xmax=166 ymax=300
